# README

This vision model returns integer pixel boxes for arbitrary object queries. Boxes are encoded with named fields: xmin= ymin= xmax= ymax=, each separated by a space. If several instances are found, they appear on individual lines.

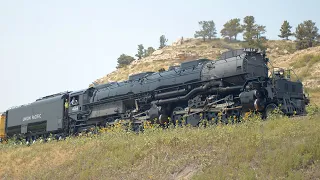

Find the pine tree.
xmin=278 ymin=20 xmax=293 ymax=40
xmin=242 ymin=16 xmax=267 ymax=48
xmin=317 ymin=35 xmax=320 ymax=45
xmin=194 ymin=21 xmax=207 ymax=41
xmin=159 ymin=35 xmax=168 ymax=49
xmin=254 ymin=25 xmax=267 ymax=50
xmin=135 ymin=44 xmax=145 ymax=60
xmin=242 ymin=16 xmax=256 ymax=44
xmin=143 ymin=47 xmax=155 ymax=57
xmin=194 ymin=20 xmax=217 ymax=41
xmin=255 ymin=25 xmax=266 ymax=40
xmin=206 ymin=20 xmax=217 ymax=40
xmin=220 ymin=18 xmax=243 ymax=40
xmin=295 ymin=20 xmax=319 ymax=50
xmin=116 ymin=54 xmax=135 ymax=68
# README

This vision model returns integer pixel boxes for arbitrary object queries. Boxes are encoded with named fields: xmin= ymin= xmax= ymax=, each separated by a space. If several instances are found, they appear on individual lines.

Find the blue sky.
xmin=0 ymin=0 xmax=319 ymax=111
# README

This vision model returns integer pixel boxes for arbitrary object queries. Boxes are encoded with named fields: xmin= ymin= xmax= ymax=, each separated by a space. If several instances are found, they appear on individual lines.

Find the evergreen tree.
xmin=242 ymin=16 xmax=267 ymax=48
xmin=194 ymin=21 xmax=207 ymax=41
xmin=146 ymin=47 xmax=155 ymax=56
xmin=278 ymin=20 xmax=293 ymax=40
xmin=295 ymin=23 xmax=308 ymax=49
xmin=205 ymin=20 xmax=217 ymax=40
xmin=242 ymin=16 xmax=256 ymax=44
xmin=255 ymin=25 xmax=266 ymax=39
xmin=295 ymin=20 xmax=319 ymax=50
xmin=220 ymin=18 xmax=243 ymax=40
xmin=254 ymin=25 xmax=267 ymax=50
xmin=135 ymin=44 xmax=145 ymax=60
xmin=317 ymin=35 xmax=320 ymax=45
xmin=194 ymin=20 xmax=217 ymax=41
xmin=143 ymin=47 xmax=155 ymax=57
xmin=116 ymin=54 xmax=135 ymax=68
xmin=159 ymin=35 xmax=168 ymax=49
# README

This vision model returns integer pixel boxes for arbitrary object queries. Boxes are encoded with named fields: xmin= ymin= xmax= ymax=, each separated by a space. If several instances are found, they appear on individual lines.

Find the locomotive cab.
xmin=270 ymin=68 xmax=308 ymax=115
xmin=68 ymin=89 xmax=87 ymax=114
xmin=240 ymin=66 xmax=309 ymax=117
xmin=272 ymin=68 xmax=290 ymax=80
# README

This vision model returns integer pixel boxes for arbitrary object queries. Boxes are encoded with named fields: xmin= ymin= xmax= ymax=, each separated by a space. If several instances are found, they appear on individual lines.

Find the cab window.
xmin=70 ymin=96 xmax=79 ymax=106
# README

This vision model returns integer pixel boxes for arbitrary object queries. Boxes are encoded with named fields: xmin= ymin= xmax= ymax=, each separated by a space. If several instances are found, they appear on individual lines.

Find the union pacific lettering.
xmin=22 ymin=114 xmax=42 ymax=121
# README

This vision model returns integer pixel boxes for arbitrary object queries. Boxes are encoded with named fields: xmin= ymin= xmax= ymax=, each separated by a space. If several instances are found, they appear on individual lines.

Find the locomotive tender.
xmin=0 ymin=48 xmax=309 ymax=142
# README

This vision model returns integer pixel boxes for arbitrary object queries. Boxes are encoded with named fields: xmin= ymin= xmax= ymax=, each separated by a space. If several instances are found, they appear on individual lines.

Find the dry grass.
xmin=1 ymin=110 xmax=320 ymax=180
xmin=290 ymin=54 xmax=320 ymax=69
xmin=305 ymin=88 xmax=320 ymax=106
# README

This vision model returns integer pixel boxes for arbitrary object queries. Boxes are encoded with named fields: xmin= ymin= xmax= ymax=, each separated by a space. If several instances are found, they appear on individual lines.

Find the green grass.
xmin=1 ymin=111 xmax=320 ymax=180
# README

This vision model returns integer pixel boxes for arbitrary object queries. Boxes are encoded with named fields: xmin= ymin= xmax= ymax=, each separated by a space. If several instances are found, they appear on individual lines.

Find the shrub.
xmin=116 ymin=54 xmax=135 ymax=69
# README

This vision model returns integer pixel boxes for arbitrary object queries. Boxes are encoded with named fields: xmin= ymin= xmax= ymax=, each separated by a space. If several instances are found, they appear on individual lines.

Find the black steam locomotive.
xmin=0 ymin=48 xmax=310 ymax=142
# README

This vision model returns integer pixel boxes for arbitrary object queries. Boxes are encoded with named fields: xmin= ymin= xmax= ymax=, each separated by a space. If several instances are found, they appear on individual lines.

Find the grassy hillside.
xmin=1 ymin=111 xmax=320 ymax=180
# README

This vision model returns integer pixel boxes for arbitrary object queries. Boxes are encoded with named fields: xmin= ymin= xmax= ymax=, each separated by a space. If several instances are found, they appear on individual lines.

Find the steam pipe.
xmin=153 ymin=81 xmax=222 ymax=102
xmin=155 ymin=89 xmax=187 ymax=100
xmin=154 ymin=84 xmax=242 ymax=105
xmin=208 ymin=86 xmax=243 ymax=93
